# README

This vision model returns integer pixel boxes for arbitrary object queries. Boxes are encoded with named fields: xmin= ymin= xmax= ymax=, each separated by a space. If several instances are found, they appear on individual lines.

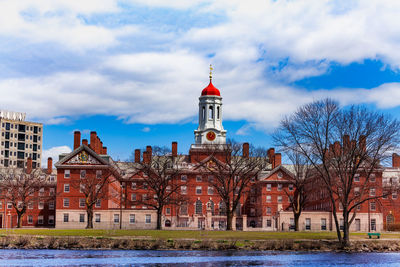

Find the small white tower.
xmin=194 ymin=65 xmax=227 ymax=144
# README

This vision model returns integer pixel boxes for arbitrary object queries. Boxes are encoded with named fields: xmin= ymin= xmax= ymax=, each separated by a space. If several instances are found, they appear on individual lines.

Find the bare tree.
xmin=200 ymin=140 xmax=268 ymax=230
xmin=274 ymin=98 xmax=400 ymax=247
xmin=70 ymin=169 xmax=116 ymax=229
xmin=133 ymin=146 xmax=186 ymax=230
xmin=0 ymin=168 xmax=50 ymax=228
xmin=283 ymin=151 xmax=313 ymax=231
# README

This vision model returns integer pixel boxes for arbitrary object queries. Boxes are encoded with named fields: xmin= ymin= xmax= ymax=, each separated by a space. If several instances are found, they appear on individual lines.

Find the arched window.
xmin=219 ymin=201 xmax=226 ymax=216
xmin=195 ymin=200 xmax=202 ymax=215
xmin=202 ymin=106 xmax=205 ymax=121
xmin=209 ymin=106 xmax=213 ymax=119
xmin=207 ymin=200 xmax=215 ymax=215
xmin=217 ymin=106 xmax=220 ymax=120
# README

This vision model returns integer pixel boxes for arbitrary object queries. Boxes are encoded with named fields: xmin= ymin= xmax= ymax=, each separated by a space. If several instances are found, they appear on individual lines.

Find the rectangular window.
xmin=114 ymin=214 xmax=120 ymax=224
xmin=393 ymin=192 xmax=398 ymax=199
xmin=64 ymin=183 xmax=70 ymax=193
xmin=131 ymin=182 xmax=137 ymax=190
xmin=28 ymin=201 xmax=33 ymax=209
xmin=370 ymin=202 xmax=376 ymax=211
xmin=129 ymin=214 xmax=135 ymax=224
xmin=288 ymin=184 xmax=294 ymax=191
xmin=63 ymin=213 xmax=69 ymax=223
xmin=196 ymin=175 xmax=202 ymax=182
xmin=143 ymin=182 xmax=148 ymax=190
xmin=64 ymin=170 xmax=70 ymax=178
xmin=181 ymin=175 xmax=187 ymax=181
xmin=63 ymin=198 xmax=69 ymax=208
xmin=266 ymin=207 xmax=271 ymax=215
xmin=370 ymin=173 xmax=376 ymax=182
xmin=95 ymin=214 xmax=101 ymax=223
xmin=354 ymin=187 xmax=360 ymax=195
xmin=267 ymin=184 xmax=272 ymax=191
xmin=208 ymin=176 xmax=214 ymax=183
xmin=80 ymin=183 xmax=85 ymax=193
xmin=180 ymin=185 xmax=187 ymax=194
xmin=208 ymin=186 xmax=214 ymax=195
xmin=278 ymin=196 xmax=282 ymax=203
xmin=166 ymin=208 xmax=171 ymax=215
xmin=50 ymin=187 xmax=55 ymax=195
xmin=196 ymin=186 xmax=202 ymax=194
xmin=354 ymin=173 xmax=360 ymax=182
xmin=95 ymin=199 xmax=101 ymax=208
xmin=48 ymin=215 xmax=54 ymax=224
xmin=28 ymin=215 xmax=33 ymax=224
xmin=79 ymin=198 xmax=85 ymax=208
xmin=370 ymin=188 xmax=376 ymax=197
xmin=266 ymin=219 xmax=272 ymax=227
xmin=79 ymin=214 xmax=85 ymax=223
xmin=38 ymin=201 xmax=44 ymax=210
xmin=305 ymin=218 xmax=311 ymax=230
xmin=277 ymin=184 xmax=283 ymax=191
xmin=131 ymin=193 xmax=136 ymax=201
xmin=49 ymin=201 xmax=55 ymax=210
xmin=371 ymin=219 xmax=376 ymax=231
xmin=7 ymin=202 xmax=12 ymax=209
xmin=80 ymin=170 xmax=86 ymax=179
xmin=266 ymin=195 xmax=271 ymax=202
xmin=145 ymin=214 xmax=151 ymax=224
xmin=96 ymin=170 xmax=102 ymax=179
xmin=321 ymin=218 xmax=327 ymax=230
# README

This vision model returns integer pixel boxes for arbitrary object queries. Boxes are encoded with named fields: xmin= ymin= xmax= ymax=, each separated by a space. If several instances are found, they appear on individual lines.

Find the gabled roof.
xmin=259 ymin=164 xmax=295 ymax=182
xmin=55 ymin=144 xmax=111 ymax=167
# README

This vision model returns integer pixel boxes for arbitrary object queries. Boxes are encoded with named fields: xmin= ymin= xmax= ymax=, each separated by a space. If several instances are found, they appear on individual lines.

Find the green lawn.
xmin=1 ymin=229 xmax=399 ymax=240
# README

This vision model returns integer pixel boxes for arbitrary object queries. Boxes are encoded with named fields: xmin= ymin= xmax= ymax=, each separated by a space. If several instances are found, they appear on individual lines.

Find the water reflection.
xmin=0 ymin=250 xmax=399 ymax=266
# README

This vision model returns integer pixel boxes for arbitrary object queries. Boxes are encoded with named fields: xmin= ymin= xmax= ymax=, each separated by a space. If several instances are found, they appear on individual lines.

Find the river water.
xmin=0 ymin=250 xmax=399 ymax=266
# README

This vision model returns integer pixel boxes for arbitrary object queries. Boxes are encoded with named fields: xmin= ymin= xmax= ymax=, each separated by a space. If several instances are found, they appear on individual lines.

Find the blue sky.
xmin=1 ymin=0 xmax=400 ymax=163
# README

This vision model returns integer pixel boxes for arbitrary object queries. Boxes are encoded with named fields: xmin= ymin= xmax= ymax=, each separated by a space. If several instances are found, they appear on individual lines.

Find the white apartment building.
xmin=0 ymin=111 xmax=43 ymax=168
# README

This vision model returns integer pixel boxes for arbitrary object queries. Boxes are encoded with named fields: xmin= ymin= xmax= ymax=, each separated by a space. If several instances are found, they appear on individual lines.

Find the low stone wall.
xmin=1 ymin=235 xmax=400 ymax=252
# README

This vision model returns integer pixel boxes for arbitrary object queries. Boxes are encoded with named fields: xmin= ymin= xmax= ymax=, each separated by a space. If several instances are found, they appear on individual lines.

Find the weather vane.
xmin=209 ymin=64 xmax=213 ymax=81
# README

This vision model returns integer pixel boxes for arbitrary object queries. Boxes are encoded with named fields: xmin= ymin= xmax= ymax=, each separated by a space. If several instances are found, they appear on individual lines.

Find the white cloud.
xmin=42 ymin=145 xmax=72 ymax=166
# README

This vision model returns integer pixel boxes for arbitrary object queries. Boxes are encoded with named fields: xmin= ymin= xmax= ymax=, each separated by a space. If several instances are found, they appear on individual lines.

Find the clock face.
xmin=206 ymin=131 xmax=216 ymax=141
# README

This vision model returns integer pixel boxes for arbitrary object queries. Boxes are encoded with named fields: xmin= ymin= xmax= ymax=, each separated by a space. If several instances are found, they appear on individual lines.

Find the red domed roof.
xmin=201 ymin=80 xmax=220 ymax=96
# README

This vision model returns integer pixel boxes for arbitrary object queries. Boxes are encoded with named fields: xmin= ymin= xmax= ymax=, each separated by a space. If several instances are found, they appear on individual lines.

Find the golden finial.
xmin=209 ymin=64 xmax=213 ymax=81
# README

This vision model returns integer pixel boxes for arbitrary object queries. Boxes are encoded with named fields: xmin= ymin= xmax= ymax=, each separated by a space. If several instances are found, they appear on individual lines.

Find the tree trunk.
xmin=16 ymin=212 xmax=23 ymax=228
xmin=226 ymin=211 xmax=233 ymax=231
xmin=341 ymin=212 xmax=350 ymax=247
xmin=156 ymin=208 xmax=162 ymax=230
xmin=86 ymin=208 xmax=94 ymax=229
xmin=294 ymin=212 xmax=300 ymax=231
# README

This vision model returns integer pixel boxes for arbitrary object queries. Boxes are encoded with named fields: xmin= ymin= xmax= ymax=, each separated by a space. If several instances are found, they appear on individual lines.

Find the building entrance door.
xmin=355 ymin=219 xmax=361 ymax=231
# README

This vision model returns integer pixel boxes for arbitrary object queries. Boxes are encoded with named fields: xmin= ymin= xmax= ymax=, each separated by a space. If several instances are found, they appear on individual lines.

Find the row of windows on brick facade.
xmin=62 ymin=213 xmax=152 ymax=224
xmin=63 ymin=198 xmax=102 ymax=208
xmin=0 ymin=186 xmax=55 ymax=196
xmin=26 ymin=215 xmax=54 ymax=225
xmin=266 ymin=184 xmax=294 ymax=191
xmin=63 ymin=170 xmax=102 ymax=179
xmin=1 ymin=123 xmax=42 ymax=133
xmin=0 ymin=200 xmax=55 ymax=210
xmin=338 ymin=201 xmax=378 ymax=211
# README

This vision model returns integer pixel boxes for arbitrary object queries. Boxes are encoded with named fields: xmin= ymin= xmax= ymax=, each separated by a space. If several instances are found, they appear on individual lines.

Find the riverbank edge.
xmin=1 ymin=235 xmax=400 ymax=252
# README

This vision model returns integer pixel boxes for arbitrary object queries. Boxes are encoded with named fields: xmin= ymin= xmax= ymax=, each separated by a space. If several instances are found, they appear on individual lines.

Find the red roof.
xmin=201 ymin=81 xmax=221 ymax=96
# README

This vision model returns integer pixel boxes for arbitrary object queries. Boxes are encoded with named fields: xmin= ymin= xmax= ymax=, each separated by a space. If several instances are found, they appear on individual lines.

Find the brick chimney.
xmin=102 ymin=147 xmax=107 ymax=155
xmin=172 ymin=142 xmax=178 ymax=157
xmin=26 ymin=157 xmax=32 ymax=174
xmin=90 ymin=131 xmax=97 ymax=151
xmin=243 ymin=142 xmax=249 ymax=158
xmin=343 ymin=135 xmax=350 ymax=152
xmin=73 ymin=131 xmax=81 ymax=150
xmin=274 ymin=153 xmax=282 ymax=168
xmin=82 ymin=139 xmax=89 ymax=146
xmin=96 ymin=136 xmax=101 ymax=154
xmin=47 ymin=157 xmax=52 ymax=174
xmin=146 ymin=146 xmax=152 ymax=161
xmin=333 ymin=141 xmax=341 ymax=156
xmin=143 ymin=151 xmax=149 ymax=163
xmin=135 ymin=149 xmax=141 ymax=163
xmin=393 ymin=153 xmax=400 ymax=168
xmin=267 ymin=148 xmax=275 ymax=164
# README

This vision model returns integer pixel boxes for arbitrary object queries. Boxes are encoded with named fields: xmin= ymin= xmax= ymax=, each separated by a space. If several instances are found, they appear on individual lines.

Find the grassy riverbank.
xmin=1 ymin=229 xmax=400 ymax=240
xmin=1 ymin=229 xmax=400 ymax=251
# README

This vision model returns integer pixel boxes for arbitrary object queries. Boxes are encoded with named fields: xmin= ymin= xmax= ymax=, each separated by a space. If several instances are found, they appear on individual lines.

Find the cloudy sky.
xmin=1 ymin=0 xmax=400 ymax=164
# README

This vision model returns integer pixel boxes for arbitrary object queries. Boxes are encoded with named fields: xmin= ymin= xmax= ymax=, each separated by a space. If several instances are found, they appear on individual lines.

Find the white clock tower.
xmin=194 ymin=65 xmax=227 ymax=145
